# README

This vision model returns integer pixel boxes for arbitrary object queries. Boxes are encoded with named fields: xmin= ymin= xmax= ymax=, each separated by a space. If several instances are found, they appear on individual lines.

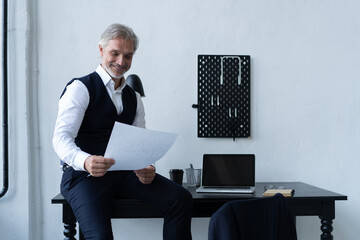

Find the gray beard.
xmin=105 ymin=66 xmax=124 ymax=79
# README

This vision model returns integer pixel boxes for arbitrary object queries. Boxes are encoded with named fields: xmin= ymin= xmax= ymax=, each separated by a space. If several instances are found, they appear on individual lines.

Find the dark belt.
xmin=62 ymin=163 xmax=71 ymax=172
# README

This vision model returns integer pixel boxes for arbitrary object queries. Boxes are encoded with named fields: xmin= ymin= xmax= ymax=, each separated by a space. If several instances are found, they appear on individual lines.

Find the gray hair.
xmin=99 ymin=23 xmax=139 ymax=52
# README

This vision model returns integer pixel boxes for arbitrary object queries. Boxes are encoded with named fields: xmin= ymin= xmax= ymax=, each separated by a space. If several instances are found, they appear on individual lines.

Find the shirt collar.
xmin=95 ymin=65 xmax=126 ymax=91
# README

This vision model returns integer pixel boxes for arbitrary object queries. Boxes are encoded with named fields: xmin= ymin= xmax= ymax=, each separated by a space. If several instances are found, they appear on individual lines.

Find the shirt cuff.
xmin=72 ymin=151 xmax=91 ymax=171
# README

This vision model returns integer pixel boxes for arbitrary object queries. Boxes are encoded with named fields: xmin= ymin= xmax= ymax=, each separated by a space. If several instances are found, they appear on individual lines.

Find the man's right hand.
xmin=84 ymin=155 xmax=115 ymax=177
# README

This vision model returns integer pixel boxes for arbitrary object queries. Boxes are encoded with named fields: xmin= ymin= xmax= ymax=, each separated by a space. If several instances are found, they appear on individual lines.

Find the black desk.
xmin=51 ymin=182 xmax=347 ymax=240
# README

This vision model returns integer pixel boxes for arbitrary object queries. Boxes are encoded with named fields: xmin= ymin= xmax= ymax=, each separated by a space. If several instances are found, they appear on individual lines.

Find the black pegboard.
xmin=194 ymin=55 xmax=250 ymax=139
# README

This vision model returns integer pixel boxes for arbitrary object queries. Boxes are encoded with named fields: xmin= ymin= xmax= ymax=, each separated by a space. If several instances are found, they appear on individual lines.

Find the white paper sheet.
xmin=105 ymin=122 xmax=178 ymax=170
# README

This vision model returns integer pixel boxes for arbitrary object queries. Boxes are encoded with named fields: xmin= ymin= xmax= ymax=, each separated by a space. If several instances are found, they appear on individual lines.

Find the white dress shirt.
xmin=53 ymin=65 xmax=146 ymax=171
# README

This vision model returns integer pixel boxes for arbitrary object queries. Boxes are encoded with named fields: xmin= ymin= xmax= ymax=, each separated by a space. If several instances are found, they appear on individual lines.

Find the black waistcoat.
xmin=61 ymin=72 xmax=137 ymax=156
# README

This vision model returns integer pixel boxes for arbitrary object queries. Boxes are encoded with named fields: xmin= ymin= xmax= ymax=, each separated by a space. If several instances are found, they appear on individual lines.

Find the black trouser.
xmin=61 ymin=168 xmax=193 ymax=240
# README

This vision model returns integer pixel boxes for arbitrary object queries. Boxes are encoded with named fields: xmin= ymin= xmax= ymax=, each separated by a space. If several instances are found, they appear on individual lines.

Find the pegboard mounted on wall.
xmin=193 ymin=55 xmax=251 ymax=140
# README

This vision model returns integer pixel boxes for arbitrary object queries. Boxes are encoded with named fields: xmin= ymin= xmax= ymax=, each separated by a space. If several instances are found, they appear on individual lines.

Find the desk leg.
xmin=319 ymin=201 xmax=335 ymax=240
xmin=64 ymin=223 xmax=77 ymax=240
xmin=63 ymin=204 xmax=77 ymax=240
xmin=320 ymin=218 xmax=333 ymax=240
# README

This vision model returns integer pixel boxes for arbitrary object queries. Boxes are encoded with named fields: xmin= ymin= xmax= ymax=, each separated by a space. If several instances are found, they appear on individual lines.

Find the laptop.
xmin=196 ymin=154 xmax=255 ymax=194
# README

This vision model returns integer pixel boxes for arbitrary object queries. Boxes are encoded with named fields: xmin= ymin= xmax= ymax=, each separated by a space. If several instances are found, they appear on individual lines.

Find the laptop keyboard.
xmin=197 ymin=185 xmax=255 ymax=193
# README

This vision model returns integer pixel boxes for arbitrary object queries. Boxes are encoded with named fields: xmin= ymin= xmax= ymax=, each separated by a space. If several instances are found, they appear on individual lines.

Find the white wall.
xmin=0 ymin=0 xmax=34 ymax=239
xmin=1 ymin=0 xmax=359 ymax=239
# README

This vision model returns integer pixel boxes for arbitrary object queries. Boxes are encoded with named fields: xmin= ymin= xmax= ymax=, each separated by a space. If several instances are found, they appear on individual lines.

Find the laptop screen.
xmin=202 ymin=154 xmax=255 ymax=187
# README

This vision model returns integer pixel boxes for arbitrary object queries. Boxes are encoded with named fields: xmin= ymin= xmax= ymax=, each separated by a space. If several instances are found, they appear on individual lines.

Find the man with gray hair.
xmin=53 ymin=23 xmax=193 ymax=240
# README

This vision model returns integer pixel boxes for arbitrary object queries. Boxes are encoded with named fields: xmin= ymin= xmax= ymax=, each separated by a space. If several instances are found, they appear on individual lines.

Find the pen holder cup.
xmin=169 ymin=169 xmax=184 ymax=185
xmin=185 ymin=168 xmax=201 ymax=187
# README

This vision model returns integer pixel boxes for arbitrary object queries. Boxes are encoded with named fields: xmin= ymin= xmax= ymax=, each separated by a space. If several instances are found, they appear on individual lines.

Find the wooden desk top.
xmin=52 ymin=181 xmax=347 ymax=204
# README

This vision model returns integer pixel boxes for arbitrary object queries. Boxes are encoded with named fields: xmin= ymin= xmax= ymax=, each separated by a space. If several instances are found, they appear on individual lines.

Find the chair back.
xmin=208 ymin=194 xmax=297 ymax=240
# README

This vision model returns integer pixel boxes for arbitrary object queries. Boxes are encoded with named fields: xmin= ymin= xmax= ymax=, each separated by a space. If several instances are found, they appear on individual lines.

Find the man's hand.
xmin=84 ymin=155 xmax=115 ymax=177
xmin=134 ymin=165 xmax=156 ymax=184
